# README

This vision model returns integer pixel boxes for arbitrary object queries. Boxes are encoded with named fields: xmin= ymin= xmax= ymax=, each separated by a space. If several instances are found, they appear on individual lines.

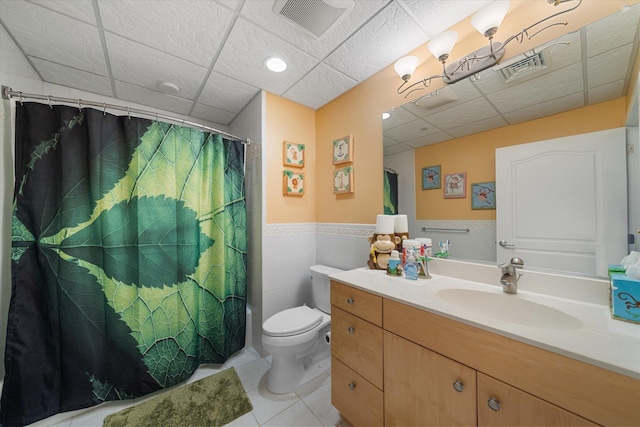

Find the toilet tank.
xmin=310 ymin=264 xmax=344 ymax=314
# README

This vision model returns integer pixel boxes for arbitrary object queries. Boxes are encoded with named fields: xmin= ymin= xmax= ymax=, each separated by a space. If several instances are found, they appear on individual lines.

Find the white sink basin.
xmin=436 ymin=288 xmax=582 ymax=330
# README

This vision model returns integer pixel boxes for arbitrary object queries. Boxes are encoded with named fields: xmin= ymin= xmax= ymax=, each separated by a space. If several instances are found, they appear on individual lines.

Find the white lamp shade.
xmin=394 ymin=56 xmax=419 ymax=79
xmin=427 ymin=31 xmax=458 ymax=60
xmin=471 ymin=0 xmax=510 ymax=36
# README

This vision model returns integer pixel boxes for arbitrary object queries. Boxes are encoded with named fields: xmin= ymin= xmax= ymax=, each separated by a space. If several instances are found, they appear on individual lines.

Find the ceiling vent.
xmin=414 ymin=89 xmax=459 ymax=110
xmin=273 ymin=0 xmax=354 ymax=38
xmin=497 ymin=51 xmax=547 ymax=83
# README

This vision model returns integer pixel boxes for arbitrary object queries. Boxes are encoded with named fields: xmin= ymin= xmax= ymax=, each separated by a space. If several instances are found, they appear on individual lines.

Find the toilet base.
xmin=267 ymin=353 xmax=331 ymax=394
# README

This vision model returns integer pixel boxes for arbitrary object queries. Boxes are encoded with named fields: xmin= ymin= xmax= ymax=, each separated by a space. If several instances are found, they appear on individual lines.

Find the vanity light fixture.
xmin=394 ymin=0 xmax=582 ymax=97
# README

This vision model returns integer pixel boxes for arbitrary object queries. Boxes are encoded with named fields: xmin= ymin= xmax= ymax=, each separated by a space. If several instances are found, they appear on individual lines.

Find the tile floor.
xmin=28 ymin=348 xmax=347 ymax=427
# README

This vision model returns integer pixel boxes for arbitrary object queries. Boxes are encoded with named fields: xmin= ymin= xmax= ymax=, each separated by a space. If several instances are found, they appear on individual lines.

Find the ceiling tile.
xmin=384 ymin=118 xmax=438 ymax=141
xmin=106 ymin=33 xmax=207 ymax=99
xmin=383 ymin=106 xmax=420 ymax=130
xmin=384 ymin=142 xmax=414 ymax=156
xmin=283 ymin=63 xmax=358 ymax=110
xmin=587 ymin=44 xmax=633 ymax=89
xmin=406 ymin=130 xmax=453 ymax=147
xmin=0 ymin=26 xmax=39 ymax=79
xmin=400 ymin=0 xmax=492 ymax=37
xmin=446 ymin=115 xmax=507 ymax=138
xmin=213 ymin=17 xmax=318 ymax=96
xmin=114 ymin=80 xmax=193 ymax=116
xmin=589 ymin=80 xmax=625 ymax=105
xmin=487 ymin=62 xmax=583 ymax=113
xmin=0 ymin=1 xmax=106 ymax=75
xmin=238 ymin=0 xmax=389 ymax=60
xmin=423 ymin=97 xmax=499 ymax=130
xmin=587 ymin=3 xmax=640 ymax=57
xmin=198 ymin=71 xmax=260 ymax=113
xmin=324 ymin=2 xmax=429 ymax=82
xmin=28 ymin=0 xmax=96 ymax=24
xmin=98 ymin=0 xmax=234 ymax=67
xmin=502 ymin=92 xmax=584 ymax=124
xmin=402 ymin=78 xmax=482 ymax=117
xmin=192 ymin=103 xmax=237 ymax=126
xmin=30 ymin=57 xmax=113 ymax=97
xmin=383 ymin=135 xmax=400 ymax=147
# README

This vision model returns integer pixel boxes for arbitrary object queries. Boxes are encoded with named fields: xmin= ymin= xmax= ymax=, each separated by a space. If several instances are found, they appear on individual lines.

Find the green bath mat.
xmin=103 ymin=367 xmax=253 ymax=427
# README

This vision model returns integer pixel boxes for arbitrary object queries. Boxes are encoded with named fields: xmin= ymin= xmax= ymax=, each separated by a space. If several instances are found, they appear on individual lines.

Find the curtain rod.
xmin=1 ymin=85 xmax=250 ymax=145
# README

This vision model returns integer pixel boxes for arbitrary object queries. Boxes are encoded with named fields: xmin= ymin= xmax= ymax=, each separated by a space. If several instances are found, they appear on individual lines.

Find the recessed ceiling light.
xmin=158 ymin=81 xmax=180 ymax=94
xmin=265 ymin=57 xmax=287 ymax=72
xmin=382 ymin=112 xmax=391 ymax=120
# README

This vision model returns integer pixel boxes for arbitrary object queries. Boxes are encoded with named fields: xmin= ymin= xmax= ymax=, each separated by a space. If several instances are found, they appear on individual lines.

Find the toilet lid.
xmin=263 ymin=306 xmax=323 ymax=337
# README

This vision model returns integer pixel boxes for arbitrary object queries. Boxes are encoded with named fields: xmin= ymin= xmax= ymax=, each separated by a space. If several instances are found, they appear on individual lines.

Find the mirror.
xmin=382 ymin=4 xmax=640 ymax=275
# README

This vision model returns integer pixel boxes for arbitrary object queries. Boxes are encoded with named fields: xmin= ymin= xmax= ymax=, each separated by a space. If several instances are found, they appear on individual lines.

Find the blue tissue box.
xmin=609 ymin=273 xmax=640 ymax=324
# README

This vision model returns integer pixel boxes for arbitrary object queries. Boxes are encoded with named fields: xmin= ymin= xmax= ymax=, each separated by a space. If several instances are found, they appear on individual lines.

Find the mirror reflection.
xmin=382 ymin=4 xmax=640 ymax=277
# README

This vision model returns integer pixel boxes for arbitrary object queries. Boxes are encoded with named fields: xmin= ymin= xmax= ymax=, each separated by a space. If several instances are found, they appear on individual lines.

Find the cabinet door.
xmin=477 ymin=373 xmax=600 ymax=427
xmin=332 ymin=306 xmax=384 ymax=389
xmin=384 ymin=331 xmax=477 ymax=426
xmin=332 ymin=357 xmax=384 ymax=427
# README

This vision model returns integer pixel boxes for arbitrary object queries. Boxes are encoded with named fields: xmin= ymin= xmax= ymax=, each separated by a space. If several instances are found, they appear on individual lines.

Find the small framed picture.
xmin=283 ymin=141 xmax=304 ymax=168
xmin=333 ymin=135 xmax=354 ymax=165
xmin=444 ymin=172 xmax=466 ymax=198
xmin=333 ymin=166 xmax=354 ymax=194
xmin=422 ymin=165 xmax=441 ymax=190
xmin=471 ymin=181 xmax=496 ymax=209
xmin=283 ymin=170 xmax=304 ymax=196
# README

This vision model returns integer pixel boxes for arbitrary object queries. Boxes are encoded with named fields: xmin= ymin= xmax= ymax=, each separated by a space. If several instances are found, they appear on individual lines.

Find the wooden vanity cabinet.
xmin=330 ymin=281 xmax=384 ymax=427
xmin=477 ymin=373 xmax=598 ymax=427
xmin=384 ymin=331 xmax=477 ymax=426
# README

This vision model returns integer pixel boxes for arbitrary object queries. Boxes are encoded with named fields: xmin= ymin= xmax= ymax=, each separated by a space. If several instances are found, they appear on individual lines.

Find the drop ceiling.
xmin=382 ymin=2 xmax=640 ymax=156
xmin=0 ymin=0 xmax=495 ymax=126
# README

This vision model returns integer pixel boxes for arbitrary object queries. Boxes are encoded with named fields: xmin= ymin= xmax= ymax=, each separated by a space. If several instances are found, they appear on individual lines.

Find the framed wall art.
xmin=471 ymin=181 xmax=496 ymax=209
xmin=332 ymin=135 xmax=354 ymax=165
xmin=283 ymin=141 xmax=305 ymax=168
xmin=283 ymin=170 xmax=304 ymax=196
xmin=333 ymin=166 xmax=354 ymax=194
xmin=422 ymin=165 xmax=441 ymax=190
xmin=444 ymin=172 xmax=466 ymax=198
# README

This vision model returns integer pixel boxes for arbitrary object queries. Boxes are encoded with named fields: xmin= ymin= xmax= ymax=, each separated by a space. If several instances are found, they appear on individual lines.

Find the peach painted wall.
xmin=265 ymin=92 xmax=316 ymax=224
xmin=314 ymin=0 xmax=633 ymax=225
xmin=414 ymin=98 xmax=626 ymax=220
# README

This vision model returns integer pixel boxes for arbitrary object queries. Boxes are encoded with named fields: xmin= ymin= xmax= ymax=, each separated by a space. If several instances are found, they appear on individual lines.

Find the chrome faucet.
xmin=499 ymin=257 xmax=524 ymax=294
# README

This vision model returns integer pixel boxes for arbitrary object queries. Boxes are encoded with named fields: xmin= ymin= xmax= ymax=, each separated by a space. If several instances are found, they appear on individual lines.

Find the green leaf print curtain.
xmin=384 ymin=169 xmax=398 ymax=215
xmin=0 ymin=103 xmax=247 ymax=426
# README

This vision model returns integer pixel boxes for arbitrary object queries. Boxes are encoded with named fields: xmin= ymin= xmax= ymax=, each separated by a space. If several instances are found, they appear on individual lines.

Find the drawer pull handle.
xmin=348 ymin=326 xmax=355 ymax=334
xmin=488 ymin=397 xmax=501 ymax=412
xmin=347 ymin=297 xmax=354 ymax=305
xmin=348 ymin=382 xmax=356 ymax=391
xmin=452 ymin=380 xmax=464 ymax=392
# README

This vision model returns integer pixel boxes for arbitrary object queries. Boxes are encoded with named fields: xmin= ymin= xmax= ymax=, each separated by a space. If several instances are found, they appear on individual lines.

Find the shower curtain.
xmin=384 ymin=169 xmax=398 ymax=215
xmin=0 ymin=103 xmax=247 ymax=426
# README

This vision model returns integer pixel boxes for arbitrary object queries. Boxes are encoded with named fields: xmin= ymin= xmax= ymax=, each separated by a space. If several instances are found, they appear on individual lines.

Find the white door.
xmin=496 ymin=128 xmax=627 ymax=277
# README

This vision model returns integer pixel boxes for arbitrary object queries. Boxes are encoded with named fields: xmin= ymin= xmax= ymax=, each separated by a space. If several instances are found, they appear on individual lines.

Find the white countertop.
xmin=330 ymin=261 xmax=640 ymax=380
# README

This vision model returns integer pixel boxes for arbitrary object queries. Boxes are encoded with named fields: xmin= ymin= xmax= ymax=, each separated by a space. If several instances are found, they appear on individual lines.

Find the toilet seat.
xmin=263 ymin=306 xmax=322 ymax=337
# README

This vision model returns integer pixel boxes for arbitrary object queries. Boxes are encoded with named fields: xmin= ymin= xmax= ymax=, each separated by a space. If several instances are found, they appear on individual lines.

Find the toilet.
xmin=262 ymin=264 xmax=343 ymax=394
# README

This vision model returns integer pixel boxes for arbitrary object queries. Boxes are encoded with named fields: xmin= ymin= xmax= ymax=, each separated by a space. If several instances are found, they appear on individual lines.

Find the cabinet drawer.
xmin=332 ymin=356 xmax=384 ymax=427
xmin=477 ymin=373 xmax=599 ymax=426
xmin=332 ymin=306 xmax=384 ymax=389
xmin=331 ymin=280 xmax=382 ymax=326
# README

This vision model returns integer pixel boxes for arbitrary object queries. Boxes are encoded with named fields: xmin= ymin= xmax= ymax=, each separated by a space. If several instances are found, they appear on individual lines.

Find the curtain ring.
xmin=47 ymin=95 xmax=53 ymax=109
xmin=155 ymin=112 xmax=159 ymax=122
xmin=18 ymin=92 xmax=23 ymax=105
xmin=103 ymin=103 xmax=107 ymax=116
xmin=181 ymin=118 xmax=185 ymax=127
xmin=127 ymin=106 xmax=131 ymax=119
xmin=78 ymin=99 xmax=82 ymax=111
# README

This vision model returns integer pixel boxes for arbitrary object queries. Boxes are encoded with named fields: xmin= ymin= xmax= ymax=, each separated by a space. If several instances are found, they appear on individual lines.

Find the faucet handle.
xmin=509 ymin=257 xmax=524 ymax=267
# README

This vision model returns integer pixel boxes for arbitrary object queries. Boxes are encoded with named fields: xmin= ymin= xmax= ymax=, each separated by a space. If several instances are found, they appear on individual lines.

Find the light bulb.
xmin=394 ymin=56 xmax=419 ymax=81
xmin=471 ymin=0 xmax=510 ymax=38
xmin=428 ymin=31 xmax=458 ymax=62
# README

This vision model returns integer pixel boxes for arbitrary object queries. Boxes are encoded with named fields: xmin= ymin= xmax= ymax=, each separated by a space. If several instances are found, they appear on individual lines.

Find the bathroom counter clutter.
xmin=330 ymin=262 xmax=640 ymax=380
